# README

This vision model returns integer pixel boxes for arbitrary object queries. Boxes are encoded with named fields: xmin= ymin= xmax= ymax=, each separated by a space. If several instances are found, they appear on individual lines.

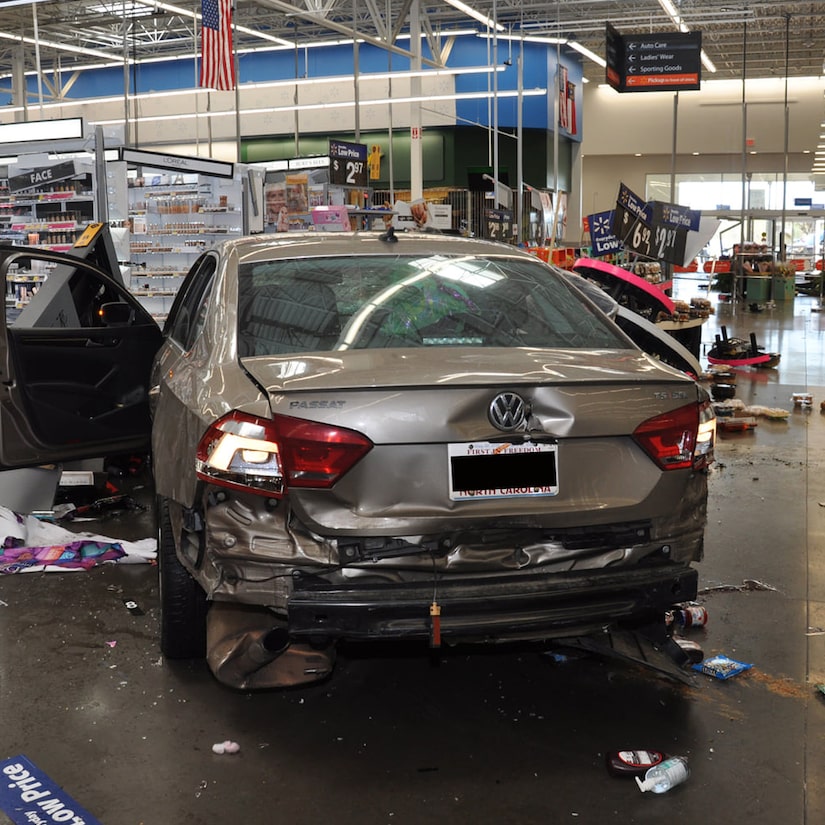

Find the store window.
xmin=646 ymin=172 xmax=825 ymax=265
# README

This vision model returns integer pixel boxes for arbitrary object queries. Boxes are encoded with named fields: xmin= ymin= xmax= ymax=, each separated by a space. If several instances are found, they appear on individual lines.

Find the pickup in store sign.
xmin=606 ymin=22 xmax=702 ymax=93
xmin=8 ymin=160 xmax=77 ymax=193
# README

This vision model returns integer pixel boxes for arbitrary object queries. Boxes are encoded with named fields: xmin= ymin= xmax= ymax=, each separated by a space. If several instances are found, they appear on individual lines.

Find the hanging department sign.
xmin=329 ymin=140 xmax=368 ymax=188
xmin=606 ymin=23 xmax=702 ymax=93
xmin=8 ymin=161 xmax=77 ymax=193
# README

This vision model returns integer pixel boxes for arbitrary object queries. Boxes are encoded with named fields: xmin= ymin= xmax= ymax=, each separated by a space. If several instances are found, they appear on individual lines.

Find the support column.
xmin=12 ymin=47 xmax=26 ymax=120
xmin=409 ymin=0 xmax=423 ymax=200
xmin=567 ymin=141 xmax=583 ymax=242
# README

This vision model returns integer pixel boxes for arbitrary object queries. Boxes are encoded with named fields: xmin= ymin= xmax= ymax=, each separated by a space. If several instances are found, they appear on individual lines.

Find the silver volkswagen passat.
xmin=150 ymin=231 xmax=715 ymax=688
xmin=0 ymin=233 xmax=714 ymax=690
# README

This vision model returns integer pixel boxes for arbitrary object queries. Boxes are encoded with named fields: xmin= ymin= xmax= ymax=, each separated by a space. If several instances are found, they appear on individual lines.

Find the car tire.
xmin=157 ymin=496 xmax=208 ymax=659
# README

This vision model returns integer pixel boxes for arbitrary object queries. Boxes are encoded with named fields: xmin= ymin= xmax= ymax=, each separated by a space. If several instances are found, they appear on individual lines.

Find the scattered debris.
xmin=698 ymin=578 xmax=778 ymax=594
xmin=710 ymin=383 xmax=736 ymax=401
xmin=692 ymin=654 xmax=753 ymax=680
xmin=713 ymin=398 xmax=790 ymax=420
xmin=792 ymin=393 xmax=813 ymax=407
xmin=0 ymin=506 xmax=155 ymax=573
xmin=0 ymin=539 xmax=126 ymax=574
xmin=717 ymin=416 xmax=757 ymax=432
xmin=707 ymin=326 xmax=780 ymax=368
xmin=673 ymin=638 xmax=704 ymax=664
xmin=55 ymin=494 xmax=144 ymax=521
xmin=635 ymin=756 xmax=691 ymax=794
xmin=542 ymin=648 xmax=587 ymax=664
xmin=606 ymin=750 xmax=667 ymax=779
xmin=105 ymin=641 xmax=117 ymax=648
xmin=672 ymin=605 xmax=708 ymax=628
xmin=122 ymin=598 xmax=145 ymax=616
xmin=212 ymin=741 xmax=240 ymax=755
xmin=0 ymin=754 xmax=105 ymax=825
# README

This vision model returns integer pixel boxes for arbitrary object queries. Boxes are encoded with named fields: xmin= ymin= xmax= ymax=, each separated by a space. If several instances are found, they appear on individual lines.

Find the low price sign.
xmin=0 ymin=756 xmax=104 ymax=825
xmin=329 ymin=140 xmax=368 ymax=188
xmin=609 ymin=184 xmax=692 ymax=265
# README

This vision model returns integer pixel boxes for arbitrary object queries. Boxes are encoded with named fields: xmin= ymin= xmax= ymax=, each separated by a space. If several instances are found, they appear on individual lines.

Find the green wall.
xmin=243 ymin=126 xmax=572 ymax=192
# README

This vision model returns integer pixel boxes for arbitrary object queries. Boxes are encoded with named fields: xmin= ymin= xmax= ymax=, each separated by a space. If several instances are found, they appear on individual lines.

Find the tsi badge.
xmin=489 ymin=391 xmax=528 ymax=432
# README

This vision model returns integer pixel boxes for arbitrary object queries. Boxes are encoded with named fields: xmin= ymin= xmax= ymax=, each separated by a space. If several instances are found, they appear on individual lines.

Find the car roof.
xmin=224 ymin=231 xmax=542 ymax=264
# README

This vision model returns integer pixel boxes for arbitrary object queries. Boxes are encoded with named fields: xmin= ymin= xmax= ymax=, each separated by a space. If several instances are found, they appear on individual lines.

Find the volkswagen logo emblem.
xmin=489 ymin=392 xmax=528 ymax=432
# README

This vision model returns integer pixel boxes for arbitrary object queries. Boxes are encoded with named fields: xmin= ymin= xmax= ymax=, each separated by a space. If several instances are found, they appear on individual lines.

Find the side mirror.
xmin=98 ymin=302 xmax=135 ymax=327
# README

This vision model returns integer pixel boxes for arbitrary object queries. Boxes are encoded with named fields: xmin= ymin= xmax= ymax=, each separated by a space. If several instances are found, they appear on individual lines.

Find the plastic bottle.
xmin=635 ymin=756 xmax=690 ymax=794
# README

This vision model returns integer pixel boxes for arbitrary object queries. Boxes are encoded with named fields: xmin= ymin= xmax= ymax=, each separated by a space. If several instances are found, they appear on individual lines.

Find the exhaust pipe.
xmin=206 ymin=603 xmax=335 ymax=690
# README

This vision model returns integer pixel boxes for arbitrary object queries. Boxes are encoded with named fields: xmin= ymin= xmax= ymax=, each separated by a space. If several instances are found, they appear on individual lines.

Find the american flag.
xmin=200 ymin=0 xmax=236 ymax=91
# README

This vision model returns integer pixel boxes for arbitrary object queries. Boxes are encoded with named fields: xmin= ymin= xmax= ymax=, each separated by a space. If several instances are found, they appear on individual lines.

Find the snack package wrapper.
xmin=692 ymin=653 xmax=753 ymax=680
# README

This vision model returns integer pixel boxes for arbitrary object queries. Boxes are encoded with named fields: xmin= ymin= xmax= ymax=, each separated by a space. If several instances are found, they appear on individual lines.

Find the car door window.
xmin=165 ymin=253 xmax=217 ymax=351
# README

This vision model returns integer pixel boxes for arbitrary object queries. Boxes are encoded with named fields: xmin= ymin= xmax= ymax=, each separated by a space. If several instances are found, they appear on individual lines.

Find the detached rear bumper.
xmin=286 ymin=563 xmax=697 ymax=643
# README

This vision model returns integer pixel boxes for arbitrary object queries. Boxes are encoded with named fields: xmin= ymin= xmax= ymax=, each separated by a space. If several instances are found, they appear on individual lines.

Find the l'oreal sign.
xmin=120 ymin=147 xmax=234 ymax=179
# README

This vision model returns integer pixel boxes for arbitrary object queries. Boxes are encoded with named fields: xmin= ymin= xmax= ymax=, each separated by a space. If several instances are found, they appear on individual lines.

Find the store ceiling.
xmin=0 ymin=0 xmax=822 ymax=96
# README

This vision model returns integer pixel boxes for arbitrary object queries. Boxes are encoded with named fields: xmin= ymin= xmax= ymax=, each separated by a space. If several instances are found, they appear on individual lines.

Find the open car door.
xmin=0 ymin=244 xmax=163 ymax=469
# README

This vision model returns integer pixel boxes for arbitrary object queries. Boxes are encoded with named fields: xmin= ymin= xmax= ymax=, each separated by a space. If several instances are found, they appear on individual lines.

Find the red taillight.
xmin=633 ymin=403 xmax=700 ymax=471
xmin=275 ymin=414 xmax=373 ymax=488
xmin=196 ymin=411 xmax=373 ymax=496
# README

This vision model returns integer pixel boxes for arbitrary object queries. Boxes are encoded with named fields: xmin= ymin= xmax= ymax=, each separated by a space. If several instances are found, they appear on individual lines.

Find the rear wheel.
xmin=157 ymin=496 xmax=207 ymax=659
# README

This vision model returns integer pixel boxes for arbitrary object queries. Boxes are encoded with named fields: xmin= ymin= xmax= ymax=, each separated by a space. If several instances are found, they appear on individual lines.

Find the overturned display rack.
xmin=707 ymin=325 xmax=780 ymax=368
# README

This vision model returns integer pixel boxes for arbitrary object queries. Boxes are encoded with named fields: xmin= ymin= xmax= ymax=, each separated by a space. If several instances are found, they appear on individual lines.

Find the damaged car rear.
xmin=151 ymin=232 xmax=715 ymax=689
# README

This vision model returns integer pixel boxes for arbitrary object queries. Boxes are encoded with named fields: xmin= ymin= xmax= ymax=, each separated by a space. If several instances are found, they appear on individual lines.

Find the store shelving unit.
xmin=1 ymin=158 xmax=98 ymax=319
xmin=127 ymin=173 xmax=242 ymax=320
xmin=0 ymin=168 xmax=95 ymax=253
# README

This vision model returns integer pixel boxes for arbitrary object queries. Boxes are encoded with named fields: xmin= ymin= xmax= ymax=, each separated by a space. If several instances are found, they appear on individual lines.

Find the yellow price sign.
xmin=73 ymin=223 xmax=103 ymax=248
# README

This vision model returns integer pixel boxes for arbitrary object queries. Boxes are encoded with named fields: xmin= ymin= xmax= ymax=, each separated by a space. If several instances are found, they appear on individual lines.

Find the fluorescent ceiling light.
xmin=701 ymin=51 xmax=717 ymax=73
xmin=481 ymin=34 xmax=566 ymax=45
xmin=657 ymin=0 xmax=717 ymax=74
xmin=396 ymin=29 xmax=479 ymax=40
xmin=139 ymin=0 xmax=292 ymax=46
xmin=567 ymin=41 xmax=606 ymax=68
xmin=443 ymin=0 xmax=505 ymax=32
xmin=0 ymin=30 xmax=118 ymax=63
xmin=477 ymin=33 xmax=606 ymax=68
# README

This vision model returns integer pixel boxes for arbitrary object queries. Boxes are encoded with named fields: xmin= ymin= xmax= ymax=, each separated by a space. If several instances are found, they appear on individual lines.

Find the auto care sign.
xmin=0 ymin=756 xmax=104 ymax=825
xmin=606 ymin=22 xmax=702 ymax=93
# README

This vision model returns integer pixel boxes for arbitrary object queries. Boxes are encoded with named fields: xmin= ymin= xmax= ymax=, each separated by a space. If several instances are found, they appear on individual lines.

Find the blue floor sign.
xmin=0 ymin=755 xmax=103 ymax=825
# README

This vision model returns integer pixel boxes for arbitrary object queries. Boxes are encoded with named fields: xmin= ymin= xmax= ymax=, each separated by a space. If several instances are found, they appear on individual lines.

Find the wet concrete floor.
xmin=1 ymin=286 xmax=824 ymax=824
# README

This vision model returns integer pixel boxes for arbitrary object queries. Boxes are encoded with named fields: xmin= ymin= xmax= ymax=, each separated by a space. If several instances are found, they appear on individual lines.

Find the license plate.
xmin=448 ymin=441 xmax=558 ymax=501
